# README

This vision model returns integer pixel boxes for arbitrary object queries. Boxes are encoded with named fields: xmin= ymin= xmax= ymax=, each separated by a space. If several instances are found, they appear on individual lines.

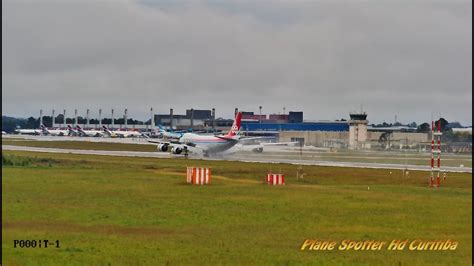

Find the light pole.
xmin=150 ymin=107 xmax=154 ymax=129
xmin=86 ymin=109 xmax=90 ymax=128
xmin=124 ymin=108 xmax=128 ymax=129
xmin=259 ymin=106 xmax=262 ymax=123
xmin=74 ymin=109 xmax=77 ymax=127
xmin=99 ymin=109 xmax=102 ymax=128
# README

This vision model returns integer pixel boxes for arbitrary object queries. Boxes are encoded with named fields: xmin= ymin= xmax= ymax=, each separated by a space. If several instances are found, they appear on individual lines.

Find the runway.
xmin=3 ymin=144 xmax=471 ymax=173
xmin=2 ymin=145 xmax=172 ymax=158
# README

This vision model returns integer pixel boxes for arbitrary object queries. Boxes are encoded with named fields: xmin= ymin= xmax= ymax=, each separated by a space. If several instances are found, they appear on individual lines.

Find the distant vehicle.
xmin=102 ymin=126 xmax=143 ymax=138
xmin=2 ymin=131 xmax=7 ymax=135
xmin=76 ymin=125 xmax=105 ymax=137
xmin=40 ymin=124 xmax=69 ymax=136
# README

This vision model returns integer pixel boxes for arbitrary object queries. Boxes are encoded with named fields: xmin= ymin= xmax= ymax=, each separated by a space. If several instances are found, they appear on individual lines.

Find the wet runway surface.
xmin=3 ymin=144 xmax=471 ymax=173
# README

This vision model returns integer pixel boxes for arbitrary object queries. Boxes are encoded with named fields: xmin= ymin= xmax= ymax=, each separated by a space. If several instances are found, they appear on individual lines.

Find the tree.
xmin=77 ymin=117 xmax=86 ymax=125
xmin=417 ymin=123 xmax=431 ymax=133
xmin=447 ymin=121 xmax=462 ymax=129
xmin=2 ymin=116 xmax=27 ymax=132
xmin=434 ymin=118 xmax=449 ymax=132
xmin=56 ymin=114 xmax=65 ymax=124
xmin=42 ymin=116 xmax=52 ymax=127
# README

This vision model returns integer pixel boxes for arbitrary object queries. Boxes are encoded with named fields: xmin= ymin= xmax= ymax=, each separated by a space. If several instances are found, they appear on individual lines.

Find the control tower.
xmin=348 ymin=112 xmax=368 ymax=149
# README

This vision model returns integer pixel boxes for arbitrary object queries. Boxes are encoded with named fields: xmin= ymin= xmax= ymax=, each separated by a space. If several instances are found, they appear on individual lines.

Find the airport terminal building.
xmin=153 ymin=109 xmax=428 ymax=150
xmin=27 ymin=107 xmax=429 ymax=150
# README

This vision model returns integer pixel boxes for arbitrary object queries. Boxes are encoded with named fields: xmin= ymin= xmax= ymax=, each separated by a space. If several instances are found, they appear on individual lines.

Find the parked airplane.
xmin=102 ymin=126 xmax=144 ymax=138
xmin=14 ymin=127 xmax=42 ymax=135
xmin=148 ymin=112 xmax=248 ymax=156
xmin=67 ymin=125 xmax=80 ymax=136
xmin=155 ymin=125 xmax=184 ymax=140
xmin=76 ymin=125 xmax=105 ymax=137
xmin=40 ymin=124 xmax=69 ymax=136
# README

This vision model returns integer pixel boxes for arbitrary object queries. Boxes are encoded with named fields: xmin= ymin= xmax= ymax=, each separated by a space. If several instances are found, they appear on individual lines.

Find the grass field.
xmin=2 ymin=150 xmax=472 ymax=265
xmin=2 ymin=139 xmax=157 ymax=152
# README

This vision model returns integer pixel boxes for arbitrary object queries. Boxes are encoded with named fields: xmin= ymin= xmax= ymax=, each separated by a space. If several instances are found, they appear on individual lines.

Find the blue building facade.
xmin=241 ymin=122 xmax=349 ymax=132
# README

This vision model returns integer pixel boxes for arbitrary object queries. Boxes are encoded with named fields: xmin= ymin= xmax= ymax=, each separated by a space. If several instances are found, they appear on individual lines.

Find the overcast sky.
xmin=2 ymin=0 xmax=472 ymax=125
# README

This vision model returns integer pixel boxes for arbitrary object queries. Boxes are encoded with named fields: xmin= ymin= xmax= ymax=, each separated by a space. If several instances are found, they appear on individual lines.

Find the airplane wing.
xmin=146 ymin=138 xmax=197 ymax=154
xmin=238 ymin=136 xmax=273 ymax=141
xmin=214 ymin=135 xmax=239 ymax=142
xmin=146 ymin=139 xmax=168 ymax=144
xmin=146 ymin=138 xmax=193 ymax=146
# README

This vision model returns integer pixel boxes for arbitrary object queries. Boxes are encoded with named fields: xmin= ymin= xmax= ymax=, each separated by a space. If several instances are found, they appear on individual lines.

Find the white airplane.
xmin=14 ymin=127 xmax=42 ymax=135
xmin=102 ymin=126 xmax=144 ymax=138
xmin=154 ymin=125 xmax=184 ymax=140
xmin=76 ymin=125 xmax=105 ymax=137
xmin=148 ymin=112 xmax=251 ymax=156
xmin=40 ymin=124 xmax=69 ymax=136
xmin=67 ymin=125 xmax=80 ymax=136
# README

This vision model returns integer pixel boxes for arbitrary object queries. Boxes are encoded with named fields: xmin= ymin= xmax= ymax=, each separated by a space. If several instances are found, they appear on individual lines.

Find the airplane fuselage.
xmin=78 ymin=129 xmax=104 ymax=137
xmin=179 ymin=133 xmax=238 ymax=153
xmin=15 ymin=129 xmax=41 ymax=135
xmin=44 ymin=128 xmax=69 ymax=136
xmin=103 ymin=127 xmax=142 ymax=138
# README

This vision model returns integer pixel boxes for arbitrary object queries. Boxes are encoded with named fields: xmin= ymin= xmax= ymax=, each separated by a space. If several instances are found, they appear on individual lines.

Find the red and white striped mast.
xmin=437 ymin=119 xmax=442 ymax=186
xmin=430 ymin=121 xmax=435 ymax=186
xmin=430 ymin=118 xmax=443 ymax=187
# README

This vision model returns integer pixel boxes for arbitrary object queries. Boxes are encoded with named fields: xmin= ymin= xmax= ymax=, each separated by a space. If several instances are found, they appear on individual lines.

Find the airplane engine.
xmin=172 ymin=146 xmax=183 ymax=154
xmin=158 ymin=143 xmax=169 ymax=152
xmin=252 ymin=146 xmax=264 ymax=153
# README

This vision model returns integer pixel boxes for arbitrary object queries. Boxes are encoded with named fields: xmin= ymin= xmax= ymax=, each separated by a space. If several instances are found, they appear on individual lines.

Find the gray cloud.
xmin=2 ymin=0 xmax=471 ymax=125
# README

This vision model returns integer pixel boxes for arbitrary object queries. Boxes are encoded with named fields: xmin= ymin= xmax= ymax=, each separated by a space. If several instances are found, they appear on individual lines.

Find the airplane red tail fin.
xmin=225 ymin=112 xmax=242 ymax=137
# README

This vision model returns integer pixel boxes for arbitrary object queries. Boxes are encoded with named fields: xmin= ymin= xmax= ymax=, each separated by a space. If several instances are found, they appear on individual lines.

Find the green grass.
xmin=2 ymin=139 xmax=157 ymax=152
xmin=2 ymin=151 xmax=472 ymax=265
